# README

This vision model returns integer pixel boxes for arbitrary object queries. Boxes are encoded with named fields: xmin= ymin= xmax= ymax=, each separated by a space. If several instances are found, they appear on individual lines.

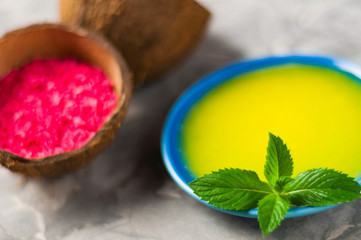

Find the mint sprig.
xmin=188 ymin=133 xmax=361 ymax=237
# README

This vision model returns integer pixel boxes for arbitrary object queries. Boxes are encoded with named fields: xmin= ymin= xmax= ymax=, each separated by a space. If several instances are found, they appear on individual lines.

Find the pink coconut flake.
xmin=0 ymin=59 xmax=118 ymax=159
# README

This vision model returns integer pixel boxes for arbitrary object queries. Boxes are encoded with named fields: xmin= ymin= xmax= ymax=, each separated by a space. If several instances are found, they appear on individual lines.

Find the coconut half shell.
xmin=60 ymin=0 xmax=210 ymax=86
xmin=0 ymin=24 xmax=132 ymax=177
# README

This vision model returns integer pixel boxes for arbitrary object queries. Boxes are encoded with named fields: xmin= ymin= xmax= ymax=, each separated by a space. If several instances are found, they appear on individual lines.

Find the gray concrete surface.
xmin=0 ymin=0 xmax=361 ymax=239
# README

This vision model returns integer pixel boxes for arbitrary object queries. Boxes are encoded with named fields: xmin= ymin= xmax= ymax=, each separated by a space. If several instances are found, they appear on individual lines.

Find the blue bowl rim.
xmin=161 ymin=54 xmax=361 ymax=218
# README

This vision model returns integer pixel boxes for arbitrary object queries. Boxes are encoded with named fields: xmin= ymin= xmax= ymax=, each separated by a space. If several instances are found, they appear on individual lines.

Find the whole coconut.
xmin=60 ymin=0 xmax=210 ymax=86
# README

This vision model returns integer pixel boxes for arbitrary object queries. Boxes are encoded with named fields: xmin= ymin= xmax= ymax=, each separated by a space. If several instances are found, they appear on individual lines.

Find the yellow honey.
xmin=182 ymin=64 xmax=361 ymax=180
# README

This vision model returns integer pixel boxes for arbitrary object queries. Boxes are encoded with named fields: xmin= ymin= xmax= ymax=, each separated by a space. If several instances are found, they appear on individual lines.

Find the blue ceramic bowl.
xmin=161 ymin=55 xmax=361 ymax=218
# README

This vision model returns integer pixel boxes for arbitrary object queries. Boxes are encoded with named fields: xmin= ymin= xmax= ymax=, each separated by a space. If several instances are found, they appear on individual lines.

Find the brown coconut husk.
xmin=0 ymin=24 xmax=132 ymax=178
xmin=60 ymin=0 xmax=210 ymax=86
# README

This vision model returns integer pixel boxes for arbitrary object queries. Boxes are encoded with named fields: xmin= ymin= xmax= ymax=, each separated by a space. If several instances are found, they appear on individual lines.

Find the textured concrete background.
xmin=0 ymin=0 xmax=361 ymax=239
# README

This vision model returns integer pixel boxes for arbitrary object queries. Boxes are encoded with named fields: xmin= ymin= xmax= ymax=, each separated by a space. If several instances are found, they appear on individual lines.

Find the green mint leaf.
xmin=283 ymin=168 xmax=361 ymax=206
xmin=189 ymin=169 xmax=272 ymax=210
xmin=274 ymin=176 xmax=293 ymax=192
xmin=264 ymin=133 xmax=293 ymax=187
xmin=258 ymin=194 xmax=290 ymax=237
